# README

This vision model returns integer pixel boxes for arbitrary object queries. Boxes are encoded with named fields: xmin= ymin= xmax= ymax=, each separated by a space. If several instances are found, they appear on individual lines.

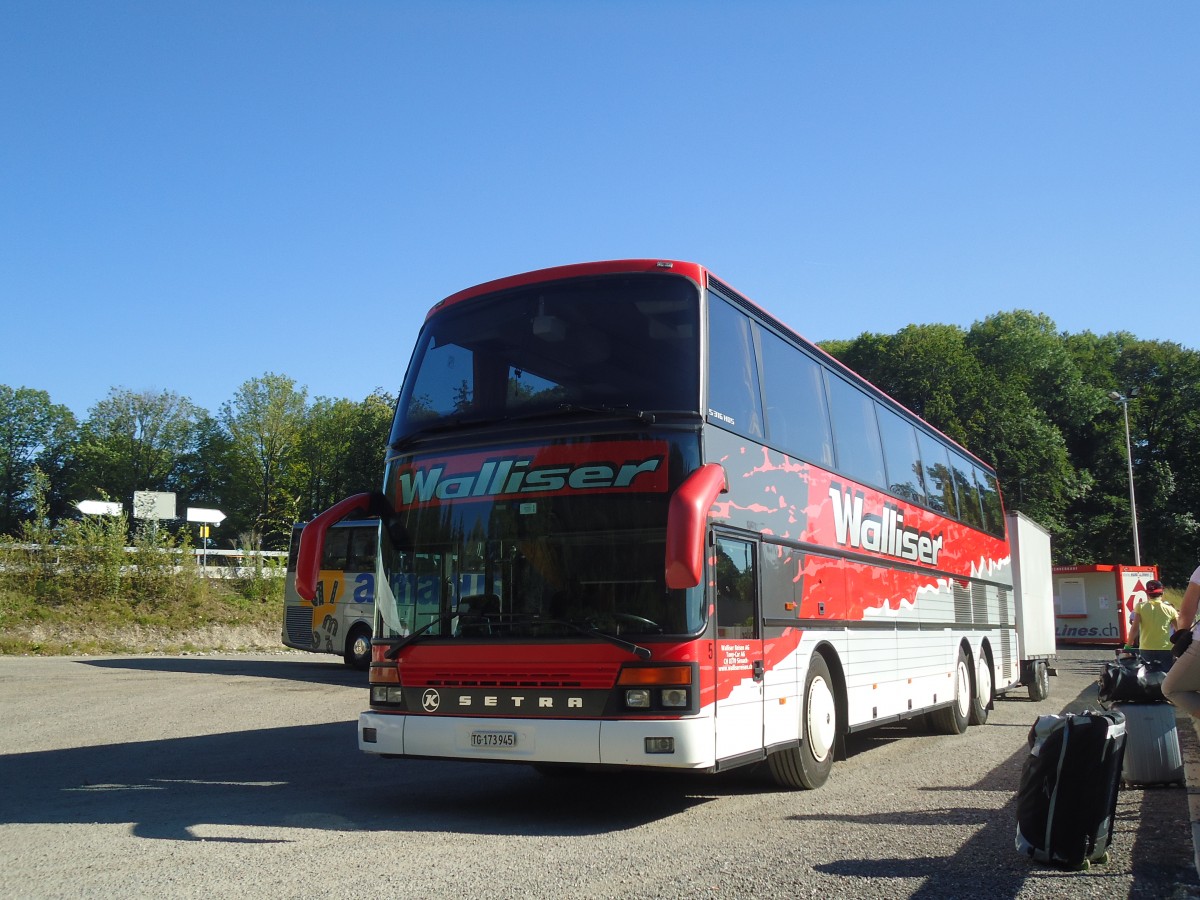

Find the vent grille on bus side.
xmin=999 ymin=587 xmax=1014 ymax=677
xmin=1002 ymin=628 xmax=1016 ymax=678
xmin=971 ymin=582 xmax=989 ymax=626
xmin=285 ymin=606 xmax=314 ymax=647
xmin=953 ymin=582 xmax=972 ymax=625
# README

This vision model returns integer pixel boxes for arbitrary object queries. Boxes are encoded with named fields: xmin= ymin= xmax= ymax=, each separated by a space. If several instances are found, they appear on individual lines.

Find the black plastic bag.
xmin=1098 ymin=655 xmax=1166 ymax=704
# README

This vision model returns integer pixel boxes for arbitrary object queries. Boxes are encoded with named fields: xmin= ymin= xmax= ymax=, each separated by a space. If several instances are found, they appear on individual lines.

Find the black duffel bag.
xmin=1098 ymin=655 xmax=1166 ymax=705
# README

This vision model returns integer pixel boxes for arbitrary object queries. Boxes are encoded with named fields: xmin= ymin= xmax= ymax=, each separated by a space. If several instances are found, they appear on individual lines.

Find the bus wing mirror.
xmin=296 ymin=492 xmax=380 ymax=601
xmin=664 ymin=463 xmax=727 ymax=590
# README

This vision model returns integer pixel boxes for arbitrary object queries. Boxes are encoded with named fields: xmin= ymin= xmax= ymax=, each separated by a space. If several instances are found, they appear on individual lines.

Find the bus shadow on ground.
xmin=0 ymin=721 xmax=720 ymax=841
xmin=80 ymin=655 xmax=368 ymax=687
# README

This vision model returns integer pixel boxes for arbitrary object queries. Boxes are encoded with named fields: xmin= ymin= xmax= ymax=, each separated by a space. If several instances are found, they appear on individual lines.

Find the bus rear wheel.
xmin=344 ymin=626 xmax=372 ymax=670
xmin=929 ymin=646 xmax=971 ymax=735
xmin=767 ymin=653 xmax=836 ymax=790
xmin=969 ymin=649 xmax=992 ymax=726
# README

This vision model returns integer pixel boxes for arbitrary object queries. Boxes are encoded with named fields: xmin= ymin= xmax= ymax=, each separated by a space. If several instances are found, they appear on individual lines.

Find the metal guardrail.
xmin=0 ymin=544 xmax=288 ymax=578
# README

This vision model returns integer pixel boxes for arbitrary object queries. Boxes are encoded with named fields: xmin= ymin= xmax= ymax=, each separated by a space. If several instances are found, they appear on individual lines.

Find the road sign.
xmin=134 ymin=491 xmax=176 ymax=520
xmin=77 ymin=500 xmax=123 ymax=516
xmin=186 ymin=507 xmax=226 ymax=524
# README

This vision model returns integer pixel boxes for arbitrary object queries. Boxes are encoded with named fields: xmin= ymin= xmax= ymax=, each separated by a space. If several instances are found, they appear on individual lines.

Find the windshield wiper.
xmin=383 ymin=611 xmax=460 ymax=659
xmin=531 ymin=616 xmax=652 ymax=660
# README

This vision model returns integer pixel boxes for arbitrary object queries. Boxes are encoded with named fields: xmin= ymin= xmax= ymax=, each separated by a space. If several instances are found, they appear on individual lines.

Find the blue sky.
xmin=3 ymin=2 xmax=1197 ymax=419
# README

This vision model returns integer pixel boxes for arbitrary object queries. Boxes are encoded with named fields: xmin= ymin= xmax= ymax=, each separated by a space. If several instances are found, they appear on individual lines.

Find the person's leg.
xmin=1162 ymin=640 xmax=1200 ymax=716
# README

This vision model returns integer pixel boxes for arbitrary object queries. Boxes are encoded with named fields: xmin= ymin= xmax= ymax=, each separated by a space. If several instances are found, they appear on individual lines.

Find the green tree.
xmin=71 ymin=388 xmax=203 ymax=516
xmin=0 ymin=385 xmax=76 ymax=535
xmin=174 ymin=413 xmax=245 ymax=547
xmin=963 ymin=311 xmax=1087 ymax=536
xmin=296 ymin=396 xmax=357 ymax=517
xmin=295 ymin=389 xmax=395 ymax=520
xmin=342 ymin=389 xmax=394 ymax=497
xmin=221 ymin=373 xmax=307 ymax=547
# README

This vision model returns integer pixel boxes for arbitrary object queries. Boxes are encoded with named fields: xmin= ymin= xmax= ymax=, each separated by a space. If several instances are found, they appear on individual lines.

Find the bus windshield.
xmin=390 ymin=273 xmax=700 ymax=445
xmin=374 ymin=463 xmax=705 ymax=642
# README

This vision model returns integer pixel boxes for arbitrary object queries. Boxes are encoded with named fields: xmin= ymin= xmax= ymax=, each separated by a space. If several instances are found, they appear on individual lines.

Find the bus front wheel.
xmin=344 ymin=626 xmax=372 ymax=670
xmin=767 ymin=653 xmax=836 ymax=790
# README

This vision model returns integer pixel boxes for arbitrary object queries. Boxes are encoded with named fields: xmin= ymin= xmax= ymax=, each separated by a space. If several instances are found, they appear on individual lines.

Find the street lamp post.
xmin=1108 ymin=391 xmax=1141 ymax=565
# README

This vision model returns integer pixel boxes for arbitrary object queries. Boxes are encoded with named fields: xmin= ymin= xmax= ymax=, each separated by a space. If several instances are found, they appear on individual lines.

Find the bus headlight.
xmin=371 ymin=686 xmax=405 ymax=705
xmin=660 ymin=688 xmax=689 ymax=708
xmin=625 ymin=689 xmax=652 ymax=709
xmin=616 ymin=664 xmax=696 ymax=713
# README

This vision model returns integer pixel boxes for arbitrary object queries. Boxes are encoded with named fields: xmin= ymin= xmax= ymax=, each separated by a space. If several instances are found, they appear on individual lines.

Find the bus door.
xmin=712 ymin=532 xmax=764 ymax=763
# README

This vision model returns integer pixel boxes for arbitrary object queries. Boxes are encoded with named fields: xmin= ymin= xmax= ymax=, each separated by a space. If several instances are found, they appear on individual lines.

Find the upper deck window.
xmin=391 ymin=274 xmax=700 ymax=444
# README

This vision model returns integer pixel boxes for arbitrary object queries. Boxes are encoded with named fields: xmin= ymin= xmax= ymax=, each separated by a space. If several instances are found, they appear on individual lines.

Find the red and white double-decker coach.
xmin=296 ymin=259 xmax=1026 ymax=789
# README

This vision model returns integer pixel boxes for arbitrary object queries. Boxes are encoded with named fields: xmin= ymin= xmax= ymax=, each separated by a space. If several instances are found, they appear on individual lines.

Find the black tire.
xmin=969 ymin=649 xmax=992 ymax=726
xmin=767 ymin=653 xmax=837 ymax=790
xmin=1028 ymin=660 xmax=1050 ymax=702
xmin=929 ymin=646 xmax=971 ymax=735
xmin=343 ymin=625 xmax=372 ymax=669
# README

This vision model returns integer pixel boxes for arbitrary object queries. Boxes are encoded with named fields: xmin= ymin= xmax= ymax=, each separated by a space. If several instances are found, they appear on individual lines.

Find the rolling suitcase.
xmin=1115 ymin=701 xmax=1184 ymax=786
xmin=1015 ymin=709 xmax=1127 ymax=869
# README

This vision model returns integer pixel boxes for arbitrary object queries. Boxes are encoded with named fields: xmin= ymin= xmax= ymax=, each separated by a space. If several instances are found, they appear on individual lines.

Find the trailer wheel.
xmin=1028 ymin=660 xmax=1050 ymax=702
xmin=930 ymin=646 xmax=971 ymax=735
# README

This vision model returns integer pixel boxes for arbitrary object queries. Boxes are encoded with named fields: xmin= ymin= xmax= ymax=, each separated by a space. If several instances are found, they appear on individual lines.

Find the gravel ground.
xmin=0 ymin=646 xmax=1197 ymax=899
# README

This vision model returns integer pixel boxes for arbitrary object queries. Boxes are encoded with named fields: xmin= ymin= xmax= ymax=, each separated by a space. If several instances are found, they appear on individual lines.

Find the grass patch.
xmin=0 ymin=578 xmax=285 ymax=656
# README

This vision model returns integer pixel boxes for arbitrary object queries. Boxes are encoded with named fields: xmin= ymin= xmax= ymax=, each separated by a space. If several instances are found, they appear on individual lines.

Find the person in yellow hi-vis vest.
xmin=1128 ymin=580 xmax=1178 ymax=669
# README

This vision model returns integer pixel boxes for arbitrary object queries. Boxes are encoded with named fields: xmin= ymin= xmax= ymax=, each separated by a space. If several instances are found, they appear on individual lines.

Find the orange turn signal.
xmin=617 ymin=666 xmax=692 ymax=686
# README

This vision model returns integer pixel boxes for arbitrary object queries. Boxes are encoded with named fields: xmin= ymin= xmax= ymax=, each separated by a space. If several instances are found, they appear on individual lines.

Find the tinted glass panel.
xmin=976 ymin=466 xmax=1004 ymax=537
xmin=715 ymin=537 xmax=758 ymax=639
xmin=350 ymin=527 xmax=378 ymax=570
xmin=876 ymin=403 xmax=926 ymax=504
xmin=758 ymin=326 xmax=834 ymax=467
xmin=826 ymin=374 xmax=886 ymax=489
xmin=917 ymin=431 xmax=957 ymax=517
xmin=392 ymin=274 xmax=700 ymax=442
xmin=951 ymin=452 xmax=983 ymax=529
xmin=707 ymin=298 xmax=764 ymax=438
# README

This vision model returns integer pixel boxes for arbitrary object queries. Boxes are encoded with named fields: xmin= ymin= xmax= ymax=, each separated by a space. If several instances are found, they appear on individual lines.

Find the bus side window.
xmin=350 ymin=526 xmax=377 ymax=570
xmin=758 ymin=326 xmax=834 ymax=468
xmin=877 ymin=403 xmax=926 ymax=505
xmin=706 ymin=298 xmax=764 ymax=439
xmin=976 ymin=466 xmax=1004 ymax=537
xmin=951 ymin=452 xmax=984 ymax=530
xmin=917 ymin=431 xmax=957 ymax=518
xmin=715 ymin=537 xmax=758 ymax=640
xmin=322 ymin=529 xmax=350 ymax=571
xmin=826 ymin=373 xmax=886 ymax=490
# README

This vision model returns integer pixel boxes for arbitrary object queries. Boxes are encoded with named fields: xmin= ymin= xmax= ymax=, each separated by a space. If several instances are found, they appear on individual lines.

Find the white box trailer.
xmin=1004 ymin=511 xmax=1057 ymax=701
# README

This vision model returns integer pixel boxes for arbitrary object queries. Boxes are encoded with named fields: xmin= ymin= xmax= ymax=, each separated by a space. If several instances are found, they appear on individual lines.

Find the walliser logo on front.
xmin=828 ymin=483 xmax=944 ymax=565
xmin=395 ymin=450 xmax=667 ymax=507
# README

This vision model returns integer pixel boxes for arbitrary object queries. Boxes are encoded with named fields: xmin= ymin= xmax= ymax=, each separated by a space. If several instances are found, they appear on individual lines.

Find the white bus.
xmin=282 ymin=520 xmax=376 ymax=668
